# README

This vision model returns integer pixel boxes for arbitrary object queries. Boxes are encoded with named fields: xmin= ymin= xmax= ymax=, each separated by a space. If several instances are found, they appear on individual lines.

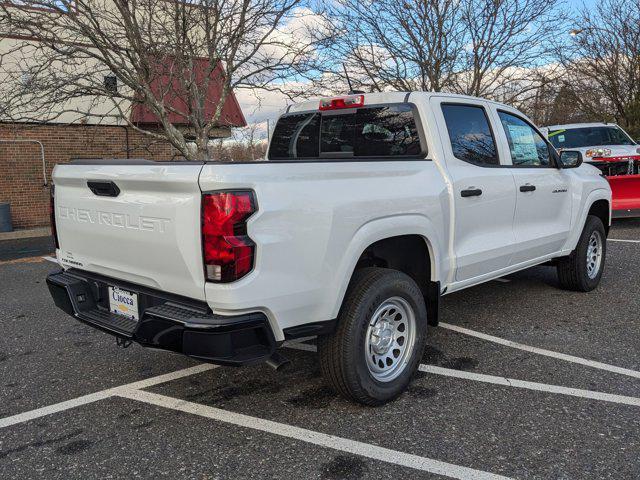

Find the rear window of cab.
xmin=268 ymin=104 xmax=425 ymax=160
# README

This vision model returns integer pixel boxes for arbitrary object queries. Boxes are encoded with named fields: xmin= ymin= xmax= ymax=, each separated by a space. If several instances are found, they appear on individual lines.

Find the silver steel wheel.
xmin=364 ymin=296 xmax=417 ymax=383
xmin=586 ymin=230 xmax=603 ymax=280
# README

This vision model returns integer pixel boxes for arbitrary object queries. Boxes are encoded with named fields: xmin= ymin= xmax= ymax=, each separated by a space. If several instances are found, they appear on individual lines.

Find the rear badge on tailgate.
xmin=57 ymin=206 xmax=171 ymax=233
xmin=108 ymin=287 xmax=139 ymax=321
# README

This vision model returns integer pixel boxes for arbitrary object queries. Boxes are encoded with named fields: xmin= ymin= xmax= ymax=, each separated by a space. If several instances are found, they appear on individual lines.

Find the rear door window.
xmin=268 ymin=104 xmax=423 ymax=160
xmin=441 ymin=104 xmax=499 ymax=166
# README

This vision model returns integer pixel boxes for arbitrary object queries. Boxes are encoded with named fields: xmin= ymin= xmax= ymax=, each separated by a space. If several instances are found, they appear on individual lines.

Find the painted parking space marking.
xmin=0 ymin=256 xmax=47 ymax=266
xmin=0 ymin=390 xmax=113 ymax=430
xmin=0 ymin=364 xmax=215 ymax=429
xmin=440 ymin=322 xmax=640 ymax=380
xmin=0 ymin=359 xmax=512 ymax=480
xmin=419 ymin=365 xmax=640 ymax=407
xmin=117 ymin=388 xmax=512 ymax=480
xmin=608 ymin=238 xmax=640 ymax=243
xmin=285 ymin=342 xmax=640 ymax=407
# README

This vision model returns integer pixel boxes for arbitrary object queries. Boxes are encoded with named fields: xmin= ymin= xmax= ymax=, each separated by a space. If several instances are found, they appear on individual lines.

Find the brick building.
xmin=0 ymin=43 xmax=247 ymax=230
xmin=0 ymin=122 xmax=246 ymax=230
xmin=0 ymin=124 xmax=179 ymax=229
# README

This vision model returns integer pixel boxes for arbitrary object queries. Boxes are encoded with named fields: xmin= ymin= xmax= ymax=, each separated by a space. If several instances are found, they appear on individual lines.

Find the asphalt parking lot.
xmin=1 ymin=220 xmax=639 ymax=479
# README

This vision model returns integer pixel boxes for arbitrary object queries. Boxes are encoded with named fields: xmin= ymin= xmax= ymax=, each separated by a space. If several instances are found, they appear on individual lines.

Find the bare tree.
xmin=321 ymin=0 xmax=565 ymax=104
xmin=209 ymin=124 xmax=267 ymax=161
xmin=322 ymin=0 xmax=464 ymax=93
xmin=555 ymin=0 xmax=640 ymax=136
xmin=0 ymin=0 xmax=325 ymax=160
xmin=456 ymin=0 xmax=565 ymax=102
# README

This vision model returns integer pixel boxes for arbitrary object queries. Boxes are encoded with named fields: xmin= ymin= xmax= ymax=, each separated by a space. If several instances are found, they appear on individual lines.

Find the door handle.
xmin=520 ymin=184 xmax=536 ymax=192
xmin=87 ymin=180 xmax=121 ymax=197
xmin=461 ymin=188 xmax=483 ymax=198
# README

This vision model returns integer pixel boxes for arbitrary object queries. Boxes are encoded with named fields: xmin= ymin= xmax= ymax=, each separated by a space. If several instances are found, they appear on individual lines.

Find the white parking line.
xmin=285 ymin=342 xmax=640 ymax=407
xmin=0 ymin=364 xmax=215 ymax=429
xmin=439 ymin=323 xmax=640 ymax=380
xmin=0 ymin=390 xmax=113 ymax=429
xmin=117 ymin=388 xmax=512 ymax=480
xmin=419 ymin=365 xmax=640 ymax=407
xmin=0 ymin=358 xmax=512 ymax=479
xmin=608 ymin=238 xmax=640 ymax=244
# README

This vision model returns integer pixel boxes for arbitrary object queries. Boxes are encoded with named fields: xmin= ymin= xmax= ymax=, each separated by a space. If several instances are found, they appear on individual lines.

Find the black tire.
xmin=557 ymin=215 xmax=606 ymax=292
xmin=318 ymin=267 xmax=427 ymax=406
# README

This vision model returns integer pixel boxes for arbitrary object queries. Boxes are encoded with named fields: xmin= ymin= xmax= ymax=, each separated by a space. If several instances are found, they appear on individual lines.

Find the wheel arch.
xmin=588 ymin=199 xmax=611 ymax=236
xmin=329 ymin=214 xmax=444 ymax=325
xmin=353 ymin=235 xmax=433 ymax=298
xmin=563 ymin=189 xmax=611 ymax=253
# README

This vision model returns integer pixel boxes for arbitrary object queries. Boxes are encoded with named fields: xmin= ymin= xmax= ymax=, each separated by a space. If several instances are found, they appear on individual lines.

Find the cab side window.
xmin=441 ymin=104 xmax=499 ymax=166
xmin=498 ymin=111 xmax=551 ymax=167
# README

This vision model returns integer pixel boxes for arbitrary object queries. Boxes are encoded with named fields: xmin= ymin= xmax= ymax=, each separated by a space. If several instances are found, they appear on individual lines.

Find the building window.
xmin=104 ymin=75 xmax=118 ymax=93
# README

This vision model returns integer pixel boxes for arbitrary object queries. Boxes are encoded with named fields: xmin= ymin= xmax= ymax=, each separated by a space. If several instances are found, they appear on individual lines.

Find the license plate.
xmin=108 ymin=287 xmax=139 ymax=321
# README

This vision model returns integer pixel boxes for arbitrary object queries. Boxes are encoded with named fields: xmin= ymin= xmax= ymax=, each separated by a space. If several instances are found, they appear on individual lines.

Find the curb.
xmin=0 ymin=227 xmax=51 ymax=241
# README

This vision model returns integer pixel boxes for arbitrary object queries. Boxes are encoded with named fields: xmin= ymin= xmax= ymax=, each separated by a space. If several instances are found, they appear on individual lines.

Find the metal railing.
xmin=0 ymin=139 xmax=47 ymax=186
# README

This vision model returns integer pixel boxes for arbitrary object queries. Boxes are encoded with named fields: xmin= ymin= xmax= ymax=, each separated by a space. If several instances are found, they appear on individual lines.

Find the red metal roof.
xmin=130 ymin=58 xmax=246 ymax=128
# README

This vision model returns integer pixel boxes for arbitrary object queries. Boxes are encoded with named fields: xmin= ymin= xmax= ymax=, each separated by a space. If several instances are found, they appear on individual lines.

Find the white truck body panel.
xmin=53 ymin=163 xmax=206 ymax=300
xmin=51 ymin=92 xmax=611 ymax=342
xmin=198 ymin=161 xmax=449 ymax=337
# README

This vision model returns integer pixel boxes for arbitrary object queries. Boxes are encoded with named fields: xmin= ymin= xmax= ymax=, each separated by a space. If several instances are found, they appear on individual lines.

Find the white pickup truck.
xmin=47 ymin=92 xmax=611 ymax=405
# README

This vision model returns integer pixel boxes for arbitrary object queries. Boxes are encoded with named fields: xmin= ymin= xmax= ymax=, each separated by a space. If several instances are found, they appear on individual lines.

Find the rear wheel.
xmin=318 ymin=267 xmax=427 ymax=405
xmin=557 ymin=215 xmax=606 ymax=292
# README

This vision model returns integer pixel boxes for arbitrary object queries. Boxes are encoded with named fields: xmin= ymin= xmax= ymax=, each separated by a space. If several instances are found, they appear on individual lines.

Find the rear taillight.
xmin=50 ymin=185 xmax=60 ymax=250
xmin=201 ymin=191 xmax=257 ymax=283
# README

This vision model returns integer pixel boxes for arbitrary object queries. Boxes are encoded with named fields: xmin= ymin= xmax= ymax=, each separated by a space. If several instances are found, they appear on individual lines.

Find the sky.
xmin=233 ymin=0 xmax=601 ymax=143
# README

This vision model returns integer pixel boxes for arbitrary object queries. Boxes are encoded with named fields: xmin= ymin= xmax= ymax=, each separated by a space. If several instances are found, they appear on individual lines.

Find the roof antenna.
xmin=343 ymin=64 xmax=364 ymax=95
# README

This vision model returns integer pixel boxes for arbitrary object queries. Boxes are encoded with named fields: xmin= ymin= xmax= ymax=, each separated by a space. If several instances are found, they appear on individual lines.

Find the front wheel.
xmin=318 ymin=267 xmax=427 ymax=406
xmin=557 ymin=215 xmax=607 ymax=292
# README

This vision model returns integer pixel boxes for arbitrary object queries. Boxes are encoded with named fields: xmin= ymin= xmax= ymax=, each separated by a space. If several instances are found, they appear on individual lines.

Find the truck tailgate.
xmin=52 ymin=162 xmax=206 ymax=300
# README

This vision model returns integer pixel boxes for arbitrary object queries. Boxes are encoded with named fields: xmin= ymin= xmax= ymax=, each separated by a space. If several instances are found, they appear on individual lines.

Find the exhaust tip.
xmin=266 ymin=351 xmax=290 ymax=371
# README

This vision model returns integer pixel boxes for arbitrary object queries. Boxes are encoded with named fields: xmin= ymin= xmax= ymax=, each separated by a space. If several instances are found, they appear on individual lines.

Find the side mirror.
xmin=558 ymin=150 xmax=583 ymax=169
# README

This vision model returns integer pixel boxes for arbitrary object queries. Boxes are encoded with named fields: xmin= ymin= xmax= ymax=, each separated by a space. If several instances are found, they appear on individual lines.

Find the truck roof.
xmin=286 ymin=91 xmax=517 ymax=114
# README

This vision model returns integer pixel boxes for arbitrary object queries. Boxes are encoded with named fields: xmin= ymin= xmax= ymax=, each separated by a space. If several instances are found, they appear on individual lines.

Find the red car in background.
xmin=542 ymin=123 xmax=640 ymax=218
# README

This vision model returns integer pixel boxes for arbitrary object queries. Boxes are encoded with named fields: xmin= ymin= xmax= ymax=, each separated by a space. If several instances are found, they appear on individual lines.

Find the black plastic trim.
xmin=46 ymin=269 xmax=276 ymax=366
xmin=612 ymin=208 xmax=640 ymax=219
xmin=283 ymin=319 xmax=338 ymax=339
xmin=87 ymin=180 xmax=120 ymax=197
xmin=426 ymin=281 xmax=441 ymax=327
xmin=71 ymin=159 xmax=205 ymax=165
xmin=205 ymin=158 xmax=432 ymax=165
xmin=461 ymin=188 xmax=483 ymax=198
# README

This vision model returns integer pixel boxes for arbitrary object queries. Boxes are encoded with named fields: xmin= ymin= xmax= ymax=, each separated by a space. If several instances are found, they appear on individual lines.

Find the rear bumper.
xmin=46 ymin=269 xmax=277 ymax=366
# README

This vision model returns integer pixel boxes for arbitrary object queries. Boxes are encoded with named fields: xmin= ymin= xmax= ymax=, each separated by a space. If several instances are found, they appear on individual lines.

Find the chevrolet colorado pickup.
xmin=47 ymin=92 xmax=612 ymax=405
